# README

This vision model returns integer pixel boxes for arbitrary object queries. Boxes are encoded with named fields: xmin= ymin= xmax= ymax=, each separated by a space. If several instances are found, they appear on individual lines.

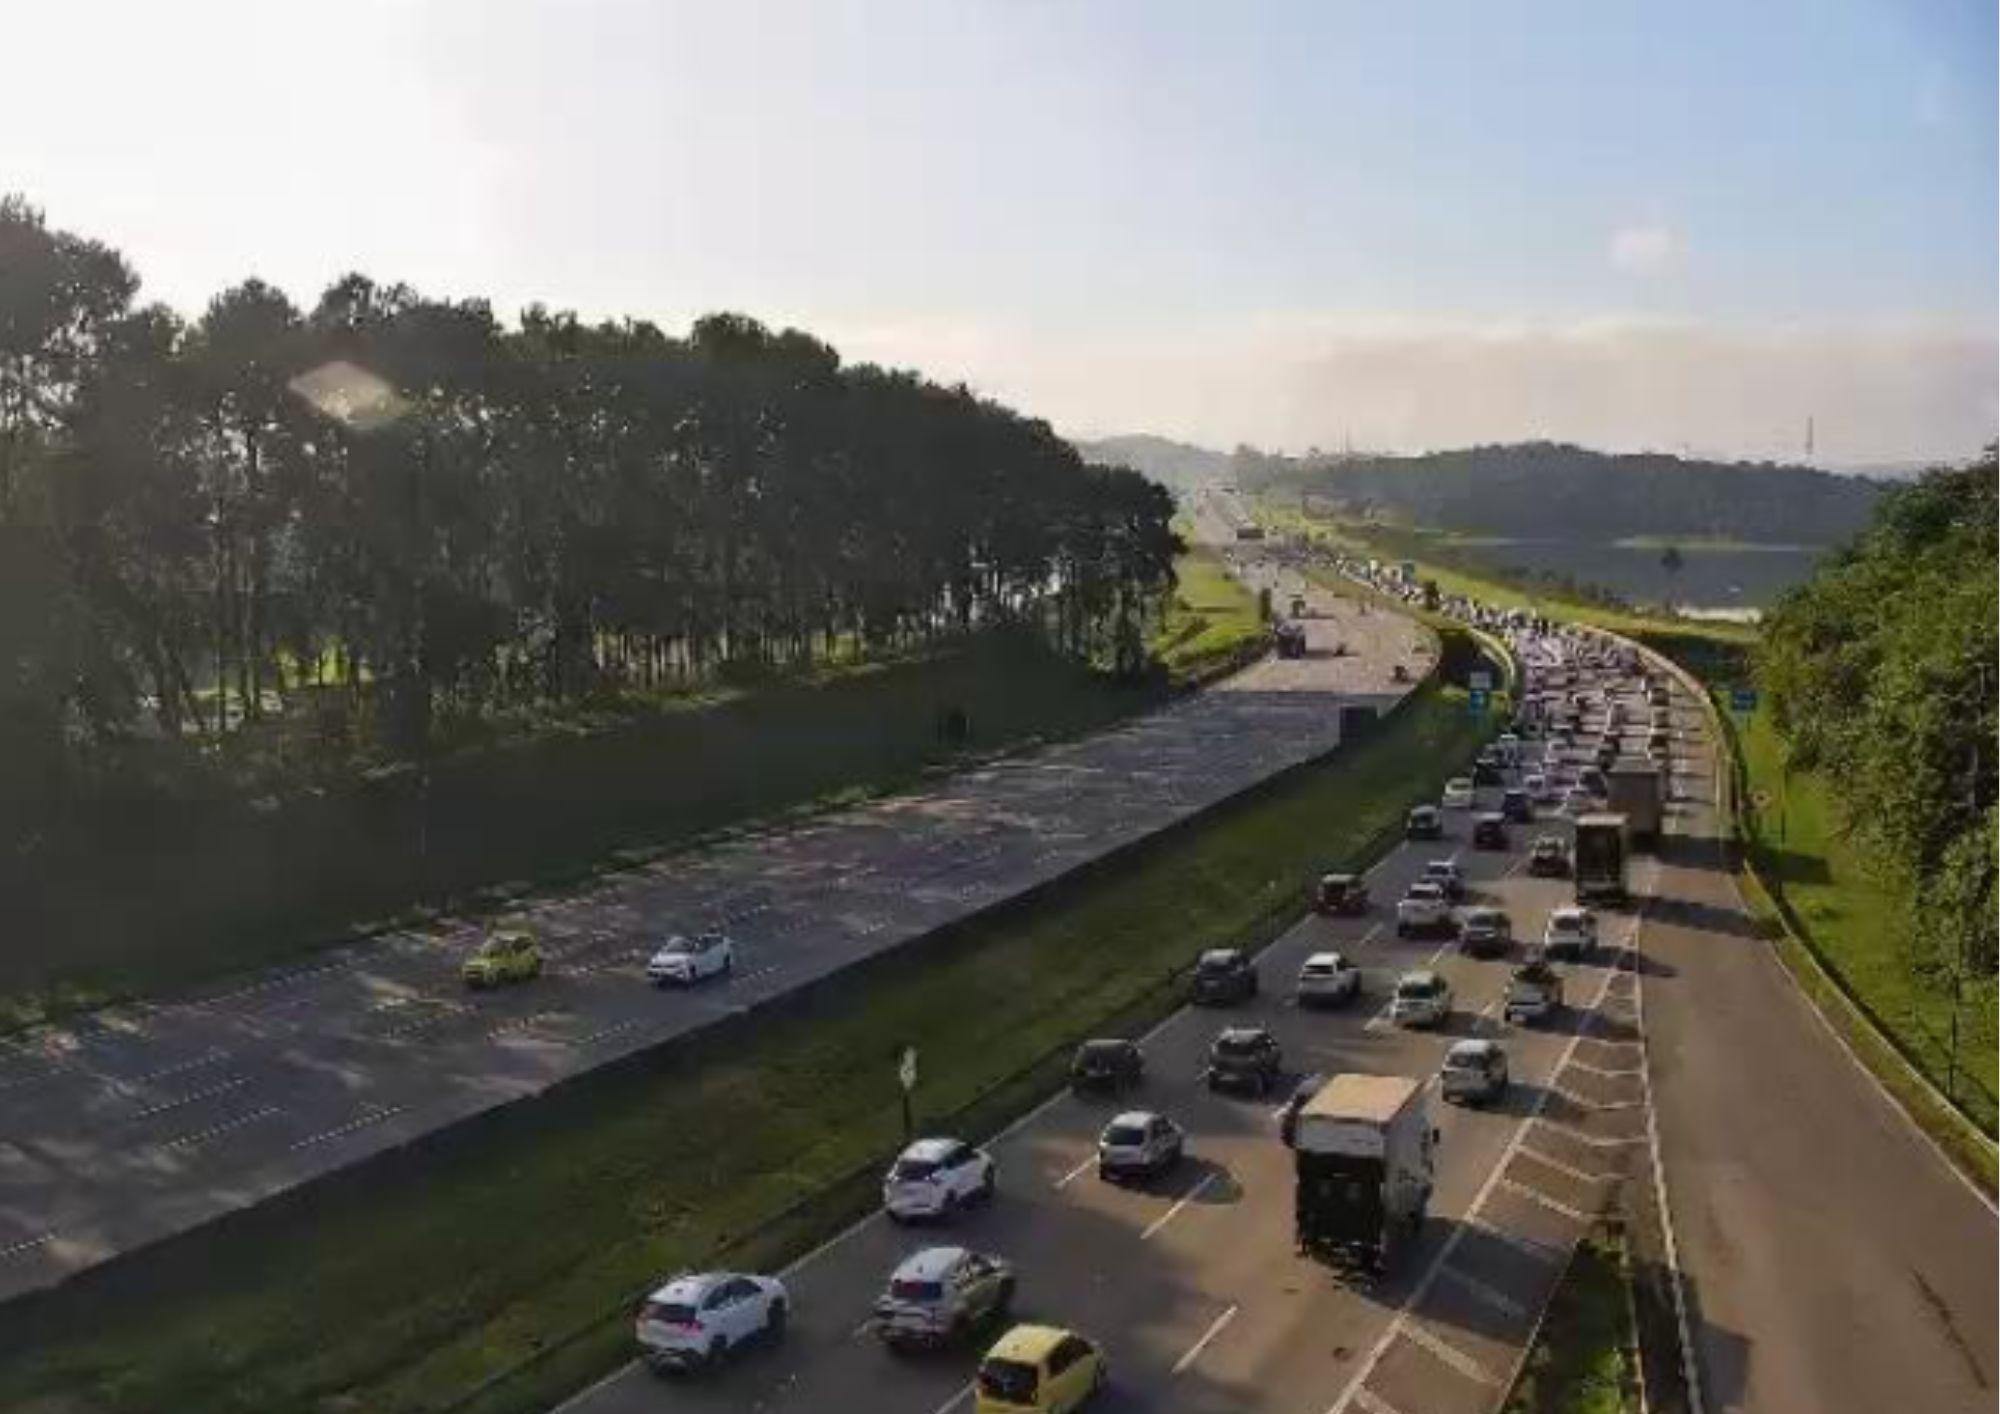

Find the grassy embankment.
xmin=1276 ymin=499 xmax=1998 ymax=1174
xmin=0 ymin=632 xmax=1495 ymax=1414
xmin=1503 ymin=1231 xmax=1640 ymax=1414
xmin=1152 ymin=546 xmax=1268 ymax=683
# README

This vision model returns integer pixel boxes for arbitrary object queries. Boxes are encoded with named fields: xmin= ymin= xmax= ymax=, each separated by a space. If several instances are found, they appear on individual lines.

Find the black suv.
xmin=1501 ymin=788 xmax=1534 ymax=823
xmin=1527 ymin=835 xmax=1570 ymax=877
xmin=1069 ymin=1038 xmax=1144 ymax=1095
xmin=1472 ymin=813 xmax=1509 ymax=850
xmin=1207 ymin=1027 xmax=1283 ymax=1095
xmin=1191 ymin=949 xmax=1257 ymax=1005
xmin=1472 ymin=758 xmax=1505 ymax=788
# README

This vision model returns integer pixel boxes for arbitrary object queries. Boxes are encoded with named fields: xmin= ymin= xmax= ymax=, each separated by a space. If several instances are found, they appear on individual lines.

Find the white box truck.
xmin=1574 ymin=812 xmax=1630 ymax=904
xmin=1605 ymin=761 xmax=1663 ymax=847
xmin=1291 ymin=1074 xmax=1436 ymax=1274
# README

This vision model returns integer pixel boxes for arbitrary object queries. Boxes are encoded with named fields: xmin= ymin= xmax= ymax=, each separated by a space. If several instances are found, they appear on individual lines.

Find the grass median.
xmin=1502 ymin=1230 xmax=1639 ymax=1414
xmin=2 ymin=637 xmax=1495 ymax=1414
xmin=1153 ymin=547 xmax=1267 ymax=683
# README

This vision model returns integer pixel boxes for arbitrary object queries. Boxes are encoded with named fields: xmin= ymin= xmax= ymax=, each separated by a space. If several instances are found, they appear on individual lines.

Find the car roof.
xmin=1398 ymin=968 xmax=1444 ymax=987
xmin=1464 ymin=906 xmax=1506 ymax=921
xmin=645 ymin=1270 xmax=730 ymax=1304
xmin=1320 ymin=872 xmax=1358 ymax=885
xmin=1425 ymin=858 xmax=1460 ymax=871
xmin=898 ymin=1137 xmax=961 ymax=1163
xmin=1550 ymin=906 xmax=1589 ymax=923
xmin=1216 ymin=1025 xmax=1271 ymax=1042
xmin=1478 ymin=811 xmax=1506 ymax=822
xmin=1198 ymin=948 xmax=1243 ymax=965
xmin=1302 ymin=951 xmax=1348 ymax=967
xmin=1446 ymin=1039 xmax=1502 ymax=1061
xmin=1078 ymin=1037 xmax=1132 ymax=1052
xmin=985 ymin=1323 xmax=1076 ymax=1364
xmin=892 ymin=1246 xmax=971 ymax=1282
xmin=1106 ymin=1110 xmax=1161 ymax=1129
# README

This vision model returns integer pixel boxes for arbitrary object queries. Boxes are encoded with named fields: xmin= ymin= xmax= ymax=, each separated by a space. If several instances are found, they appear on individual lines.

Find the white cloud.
xmin=1609 ymin=226 xmax=1679 ymax=276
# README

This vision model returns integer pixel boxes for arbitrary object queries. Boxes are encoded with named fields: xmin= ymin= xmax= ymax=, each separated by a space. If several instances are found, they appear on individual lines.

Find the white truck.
xmin=1291 ymin=1074 xmax=1437 ymax=1274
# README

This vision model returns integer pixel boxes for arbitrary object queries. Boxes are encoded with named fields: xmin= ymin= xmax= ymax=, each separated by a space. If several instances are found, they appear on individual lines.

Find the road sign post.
xmin=1467 ymin=687 xmax=1489 ymax=715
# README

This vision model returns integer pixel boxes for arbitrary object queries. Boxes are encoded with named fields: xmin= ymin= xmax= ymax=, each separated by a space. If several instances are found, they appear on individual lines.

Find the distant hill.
xmin=1248 ymin=442 xmax=1888 ymax=545
xmin=1073 ymin=434 xmax=1232 ymax=491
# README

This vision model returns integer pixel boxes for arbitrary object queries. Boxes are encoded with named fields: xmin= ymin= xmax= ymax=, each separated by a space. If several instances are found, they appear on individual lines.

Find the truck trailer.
xmin=1290 ymin=1073 xmax=1436 ymax=1274
xmin=1573 ymin=812 xmax=1630 ymax=904
xmin=1604 ymin=760 xmax=1663 ymax=847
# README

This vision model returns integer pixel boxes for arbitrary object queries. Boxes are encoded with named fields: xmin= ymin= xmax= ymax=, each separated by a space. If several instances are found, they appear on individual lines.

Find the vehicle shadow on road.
xmin=1643 ymin=894 xmax=1771 ymax=944
xmin=1629 ymin=1252 xmax=1753 ymax=1414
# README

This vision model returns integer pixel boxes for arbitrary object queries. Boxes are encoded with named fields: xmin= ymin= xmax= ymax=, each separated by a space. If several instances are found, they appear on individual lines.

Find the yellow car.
xmin=461 ymin=930 xmax=543 ymax=988
xmin=975 ymin=1324 xmax=1106 ymax=1413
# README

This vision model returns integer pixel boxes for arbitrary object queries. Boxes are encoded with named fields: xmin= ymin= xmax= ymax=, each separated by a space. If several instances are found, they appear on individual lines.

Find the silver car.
xmin=1440 ymin=1039 xmax=1510 ymax=1106
xmin=1389 ymin=970 xmax=1452 ymax=1028
xmin=873 ymin=1246 xmax=1015 ymax=1351
xmin=1096 ymin=1110 xmax=1185 ymax=1182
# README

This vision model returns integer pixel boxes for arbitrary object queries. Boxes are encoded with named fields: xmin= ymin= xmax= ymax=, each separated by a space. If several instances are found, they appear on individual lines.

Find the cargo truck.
xmin=1605 ymin=760 xmax=1663 ymax=847
xmin=1290 ymin=1073 xmax=1436 ymax=1274
xmin=1274 ymin=620 xmax=1308 ymax=659
xmin=1573 ymin=812 xmax=1629 ymax=904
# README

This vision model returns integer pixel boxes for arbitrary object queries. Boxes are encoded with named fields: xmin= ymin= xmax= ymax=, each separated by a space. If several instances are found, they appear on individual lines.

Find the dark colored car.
xmin=1458 ymin=907 xmax=1514 ymax=959
xmin=1527 ymin=835 xmax=1570 ymax=877
xmin=1191 ymin=948 xmax=1257 ymax=1005
xmin=1501 ymin=788 xmax=1533 ymax=823
xmin=1207 ymin=1027 xmax=1283 ymax=1095
xmin=1405 ymin=804 xmax=1443 ymax=840
xmin=1472 ymin=813 xmax=1509 ymax=850
xmin=1069 ymin=1039 xmax=1143 ymax=1095
xmin=1313 ymin=872 xmax=1370 ymax=916
xmin=1472 ymin=759 xmax=1505 ymax=788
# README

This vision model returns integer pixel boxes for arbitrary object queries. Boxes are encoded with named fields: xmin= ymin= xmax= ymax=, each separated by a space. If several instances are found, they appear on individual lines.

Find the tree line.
xmin=1758 ymin=448 xmax=1997 ymax=986
xmin=0 ymin=197 xmax=1178 ymax=816
xmin=1236 ymin=441 xmax=1886 ymax=545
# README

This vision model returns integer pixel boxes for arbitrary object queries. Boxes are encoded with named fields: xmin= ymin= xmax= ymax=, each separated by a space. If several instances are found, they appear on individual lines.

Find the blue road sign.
xmin=1468 ymin=687 xmax=1490 ymax=714
xmin=1730 ymin=686 xmax=1758 ymax=712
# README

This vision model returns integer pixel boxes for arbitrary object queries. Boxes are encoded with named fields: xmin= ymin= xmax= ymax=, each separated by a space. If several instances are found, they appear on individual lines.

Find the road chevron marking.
xmin=1498 ymin=1177 xmax=1591 ymax=1223
xmin=1515 ymin=1144 xmax=1613 ymax=1186
xmin=1567 ymin=1058 xmax=1645 ymax=1078
xmin=1348 ymin=1386 xmax=1408 ymax=1414
xmin=1437 ymin=1263 xmax=1529 ymax=1319
xmin=1398 ymin=1319 xmax=1498 ymax=1386
xmin=1551 ymin=1086 xmax=1642 ymax=1112
xmin=1533 ymin=1122 xmax=1645 ymax=1150
xmin=1323 ymin=959 xmax=1626 ymax=1414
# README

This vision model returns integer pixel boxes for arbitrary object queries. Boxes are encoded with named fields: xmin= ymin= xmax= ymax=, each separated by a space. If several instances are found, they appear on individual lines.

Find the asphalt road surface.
xmin=1630 ymin=647 xmax=1998 ymax=1414
xmin=0 ymin=565 xmax=1430 ymax=1303
xmin=558 ymin=627 xmax=1664 ymax=1414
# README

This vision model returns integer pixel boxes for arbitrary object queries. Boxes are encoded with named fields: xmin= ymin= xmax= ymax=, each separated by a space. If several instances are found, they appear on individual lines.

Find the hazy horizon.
xmin=5 ymin=0 xmax=1992 ymax=468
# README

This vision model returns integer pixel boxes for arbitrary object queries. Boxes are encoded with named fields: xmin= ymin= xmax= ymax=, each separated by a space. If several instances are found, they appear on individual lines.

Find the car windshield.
xmin=890 ymin=1158 xmax=939 ymax=1181
xmin=1444 ymin=1050 xmax=1487 ymax=1071
xmin=1103 ymin=1122 xmax=1150 ymax=1146
xmin=1216 ymin=1033 xmax=1266 ymax=1057
xmin=1397 ymin=977 xmax=1440 ymax=999
xmin=1196 ymin=953 xmax=1237 ymax=972
xmin=978 ymin=1358 xmax=1040 ymax=1403
xmin=1078 ymin=1042 xmax=1124 ymax=1064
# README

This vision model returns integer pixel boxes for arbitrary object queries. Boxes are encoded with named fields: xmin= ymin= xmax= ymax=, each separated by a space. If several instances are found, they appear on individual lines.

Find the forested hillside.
xmin=1242 ymin=441 xmax=1885 ymax=544
xmin=0 ymin=196 xmax=1176 ymax=813
xmin=1071 ymin=434 xmax=1231 ymax=492
xmin=1757 ymin=449 xmax=1998 ymax=988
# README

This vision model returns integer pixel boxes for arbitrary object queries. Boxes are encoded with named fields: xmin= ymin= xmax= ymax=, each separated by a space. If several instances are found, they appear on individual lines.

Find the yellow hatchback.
xmin=975 ymin=1324 xmax=1105 ymax=1413
xmin=461 ymin=930 xmax=543 ymax=988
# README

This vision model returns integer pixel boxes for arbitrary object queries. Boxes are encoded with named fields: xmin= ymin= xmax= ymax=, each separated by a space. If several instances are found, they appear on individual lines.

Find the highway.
xmin=0 ymin=551 xmax=1426 ymax=1303
xmin=559 ymin=625 xmax=1664 ymax=1414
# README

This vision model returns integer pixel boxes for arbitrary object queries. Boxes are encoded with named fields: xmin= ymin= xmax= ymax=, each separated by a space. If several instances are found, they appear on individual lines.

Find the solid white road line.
xmin=1142 ymin=1170 xmax=1218 ymax=1241
xmin=928 ymin=1380 xmax=974 ymax=1414
xmin=1055 ymin=1154 xmax=1096 ymax=1189
xmin=1171 ymin=1303 xmax=1239 ymax=1375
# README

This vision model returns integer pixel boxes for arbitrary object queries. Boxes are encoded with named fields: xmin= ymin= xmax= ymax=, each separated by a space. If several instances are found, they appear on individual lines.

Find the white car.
xmin=1390 ymin=969 xmax=1453 ymax=1028
xmin=647 ymin=931 xmax=735 ymax=986
xmin=1543 ymin=906 xmax=1599 ymax=961
xmin=1296 ymin=951 xmax=1361 ymax=1007
xmin=1442 ymin=777 xmax=1476 ymax=810
xmin=1097 ymin=1110 xmax=1185 ymax=1181
xmin=1395 ymin=881 xmax=1456 ymax=938
xmin=883 ymin=1137 xmax=995 ymax=1221
xmin=635 ymin=1270 xmax=788 ymax=1372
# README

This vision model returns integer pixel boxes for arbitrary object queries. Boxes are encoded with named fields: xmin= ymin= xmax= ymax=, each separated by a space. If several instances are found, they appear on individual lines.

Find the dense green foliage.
xmin=1238 ymin=441 xmax=1884 ymax=544
xmin=0 ymin=196 xmax=1176 ymax=804
xmin=1757 ymin=451 xmax=1997 ymax=986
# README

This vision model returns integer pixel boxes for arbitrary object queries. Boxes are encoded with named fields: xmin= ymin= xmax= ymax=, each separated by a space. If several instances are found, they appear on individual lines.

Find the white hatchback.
xmin=635 ymin=1270 xmax=788 ymax=1372
xmin=1543 ymin=906 xmax=1599 ymax=961
xmin=1442 ymin=777 xmax=1476 ymax=810
xmin=883 ymin=1137 xmax=995 ymax=1221
xmin=647 ymin=931 xmax=735 ymax=986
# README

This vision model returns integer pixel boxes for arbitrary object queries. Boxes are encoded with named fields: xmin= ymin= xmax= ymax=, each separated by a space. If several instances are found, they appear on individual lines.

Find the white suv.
xmin=1442 ymin=777 xmax=1476 ymax=810
xmin=1296 ymin=952 xmax=1361 ymax=1007
xmin=1396 ymin=881 xmax=1456 ymax=938
xmin=647 ymin=931 xmax=735 ymax=986
xmin=635 ymin=1270 xmax=788 ymax=1372
xmin=1542 ymin=907 xmax=1598 ymax=961
xmin=883 ymin=1137 xmax=995 ymax=1221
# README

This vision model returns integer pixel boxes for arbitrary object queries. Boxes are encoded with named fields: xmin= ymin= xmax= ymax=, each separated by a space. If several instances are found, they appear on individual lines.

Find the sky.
xmin=2 ymin=0 xmax=1993 ymax=466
